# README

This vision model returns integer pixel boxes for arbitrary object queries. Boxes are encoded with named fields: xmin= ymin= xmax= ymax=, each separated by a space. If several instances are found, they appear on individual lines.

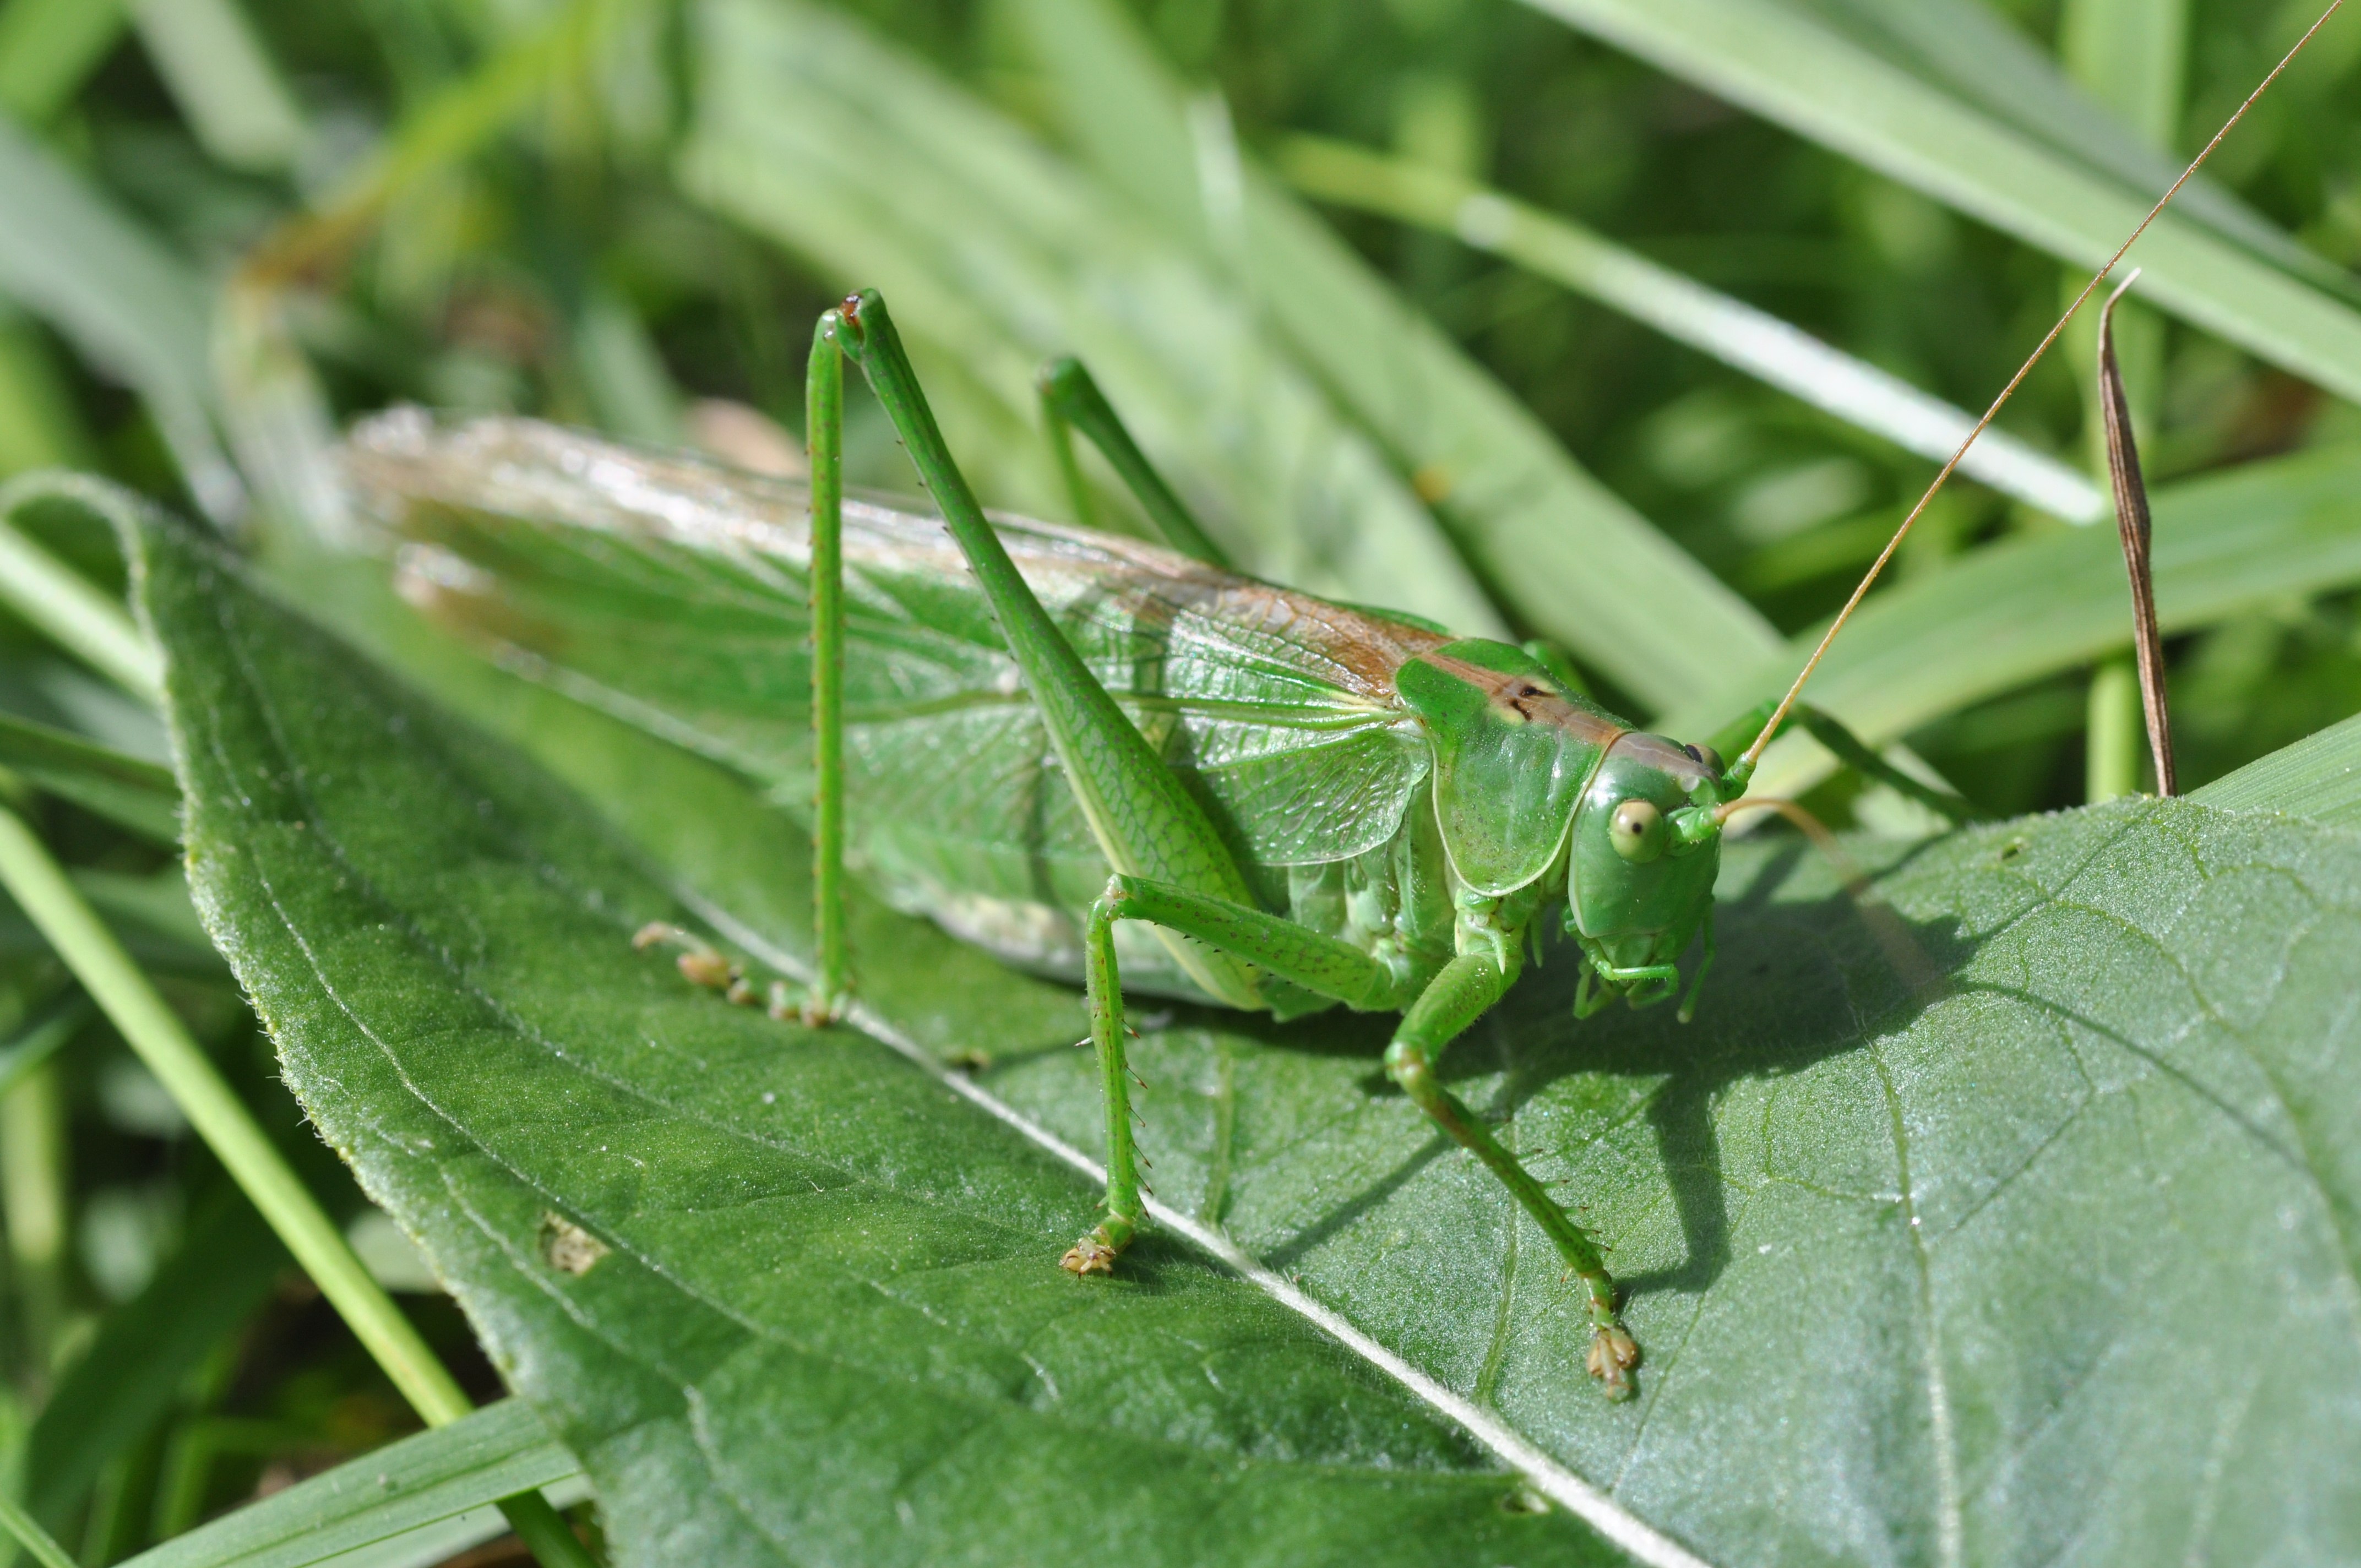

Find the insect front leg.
xmin=1384 ymin=957 xmax=1640 ymax=1398
xmin=1074 ymin=872 xmax=1639 ymax=1393
xmin=1679 ymin=905 xmax=1715 ymax=1023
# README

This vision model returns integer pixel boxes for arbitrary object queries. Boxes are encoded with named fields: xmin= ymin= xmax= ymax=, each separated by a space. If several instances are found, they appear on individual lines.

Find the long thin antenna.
xmin=1743 ymin=0 xmax=2346 ymax=770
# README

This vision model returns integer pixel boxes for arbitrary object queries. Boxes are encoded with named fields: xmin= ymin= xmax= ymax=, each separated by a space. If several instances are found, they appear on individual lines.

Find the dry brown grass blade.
xmin=2098 ymin=275 xmax=2177 ymax=797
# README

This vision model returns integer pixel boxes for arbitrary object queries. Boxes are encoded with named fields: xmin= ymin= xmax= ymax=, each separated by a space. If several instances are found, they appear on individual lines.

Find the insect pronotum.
xmin=344 ymin=3 xmax=2338 ymax=1398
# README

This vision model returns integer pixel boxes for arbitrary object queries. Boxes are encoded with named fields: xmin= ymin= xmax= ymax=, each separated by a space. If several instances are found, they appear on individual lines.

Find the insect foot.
xmin=1586 ymin=1322 xmax=1641 ymax=1401
xmin=633 ymin=921 xmax=740 ymax=992
xmin=764 ymin=978 xmax=848 ymax=1030
xmin=1059 ymin=1215 xmax=1136 ymax=1276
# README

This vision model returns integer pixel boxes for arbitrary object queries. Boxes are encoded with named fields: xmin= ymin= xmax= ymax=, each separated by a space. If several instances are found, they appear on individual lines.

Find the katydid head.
xmin=1562 ymin=732 xmax=1725 ymax=999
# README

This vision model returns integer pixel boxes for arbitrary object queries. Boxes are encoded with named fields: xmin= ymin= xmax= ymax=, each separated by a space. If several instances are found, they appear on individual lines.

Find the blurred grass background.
xmin=0 ymin=0 xmax=2358 ymax=1558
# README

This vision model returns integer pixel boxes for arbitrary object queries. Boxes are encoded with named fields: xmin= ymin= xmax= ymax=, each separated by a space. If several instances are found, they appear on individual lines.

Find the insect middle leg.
xmin=1035 ymin=356 xmax=1231 ymax=568
xmin=1085 ymin=873 xmax=1642 ymax=1397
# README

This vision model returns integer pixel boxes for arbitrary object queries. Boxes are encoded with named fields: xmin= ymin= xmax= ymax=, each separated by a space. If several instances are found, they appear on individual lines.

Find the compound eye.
xmin=1685 ymin=742 xmax=1725 ymax=778
xmin=1609 ymin=798 xmax=1666 ymax=863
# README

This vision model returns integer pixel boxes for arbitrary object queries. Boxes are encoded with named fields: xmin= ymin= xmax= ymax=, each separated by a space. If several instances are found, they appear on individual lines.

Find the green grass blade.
xmin=116 ymin=1401 xmax=586 ymax=1568
xmin=1793 ymin=0 xmax=2351 ymax=297
xmin=1518 ymin=0 xmax=2361 ymax=406
xmin=0 ymin=995 xmax=86 ymax=1102
xmin=573 ymin=285 xmax=683 ymax=445
xmin=1661 ymin=443 xmax=2361 ymax=793
xmin=220 ymin=9 xmax=602 ymax=552
xmin=1012 ymin=0 xmax=1783 ymax=710
xmin=73 ymin=867 xmax=215 ymax=962
xmin=0 ymin=807 xmax=477 ymax=1422
xmin=0 ymin=124 xmax=240 ymax=521
xmin=0 ymin=707 xmax=181 ymax=843
xmin=0 ymin=1498 xmax=73 ymax=1568
xmin=1279 ymin=135 xmax=2106 ymax=524
xmin=23 ymin=1189 xmax=285 ymax=1534
xmin=2058 ymin=0 xmax=2188 ymax=144
xmin=0 ymin=802 xmax=598 ymax=1566
xmin=0 ymin=0 xmax=126 ymax=123
xmin=261 ymin=3 xmax=595 ymax=282
xmin=126 ymin=0 xmax=308 ymax=174
xmin=0 ymin=475 xmax=166 ymax=704
xmin=2191 ymin=712 xmax=2361 ymax=828
xmin=676 ymin=0 xmax=1510 ymax=641
xmin=213 ymin=281 xmax=345 ymax=547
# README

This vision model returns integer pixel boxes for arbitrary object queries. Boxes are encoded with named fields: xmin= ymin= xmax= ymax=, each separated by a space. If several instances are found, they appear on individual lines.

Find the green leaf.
xmin=1009 ymin=0 xmax=1783 ymax=713
xmin=117 ymin=1400 xmax=586 ymax=1568
xmin=675 ymin=0 xmax=1514 ymax=644
xmin=1661 ymin=443 xmax=2361 ymax=796
xmin=1517 ymin=0 xmax=2361 ymax=406
xmin=164 ymin=532 xmax=1658 ymax=1560
xmin=153 ymin=481 xmax=2361 ymax=1562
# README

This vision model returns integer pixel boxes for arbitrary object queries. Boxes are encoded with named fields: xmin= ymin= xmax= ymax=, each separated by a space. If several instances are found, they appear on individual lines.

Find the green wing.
xmin=344 ymin=412 xmax=1445 ymax=948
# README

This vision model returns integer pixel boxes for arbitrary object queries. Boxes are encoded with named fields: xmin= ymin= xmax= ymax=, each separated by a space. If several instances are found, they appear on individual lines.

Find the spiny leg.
xmin=832 ymin=290 xmax=1263 ymax=1013
xmin=804 ymin=310 xmax=852 ymax=1022
xmin=1065 ymin=884 xmax=1145 ymax=1273
xmin=1080 ymin=877 xmax=1636 ymax=1395
xmin=1036 ymin=356 xmax=1231 ymax=569
xmin=1038 ymin=361 xmax=1102 ymax=536
xmin=641 ymin=319 xmax=859 ymax=1023
xmin=1383 ymin=956 xmax=1640 ymax=1397
xmin=830 ymin=290 xmax=1280 ymax=1266
xmin=633 ymin=922 xmax=742 ymax=995
xmin=1678 ymin=906 xmax=1715 ymax=1024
